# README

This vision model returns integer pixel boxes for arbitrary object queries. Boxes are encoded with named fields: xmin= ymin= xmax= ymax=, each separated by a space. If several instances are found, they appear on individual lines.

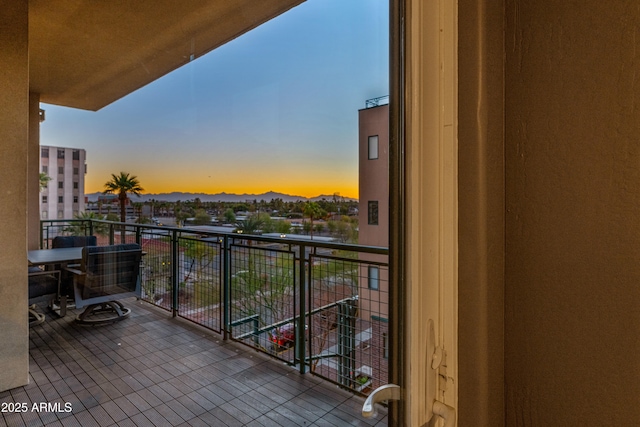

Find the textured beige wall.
xmin=505 ymin=0 xmax=640 ymax=424
xmin=0 ymin=0 xmax=30 ymax=391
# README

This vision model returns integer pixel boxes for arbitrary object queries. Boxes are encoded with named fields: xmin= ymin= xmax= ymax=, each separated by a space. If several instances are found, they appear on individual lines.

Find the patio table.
xmin=28 ymin=247 xmax=83 ymax=267
xmin=28 ymin=247 xmax=84 ymax=317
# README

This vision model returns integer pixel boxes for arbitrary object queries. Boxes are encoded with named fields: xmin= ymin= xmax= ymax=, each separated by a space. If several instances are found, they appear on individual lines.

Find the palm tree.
xmin=235 ymin=214 xmax=266 ymax=236
xmin=234 ymin=213 xmax=267 ymax=247
xmin=64 ymin=211 xmax=109 ymax=236
xmin=103 ymin=172 xmax=144 ymax=241
xmin=103 ymin=172 xmax=144 ymax=223
xmin=303 ymin=201 xmax=323 ymax=240
xmin=39 ymin=172 xmax=51 ymax=191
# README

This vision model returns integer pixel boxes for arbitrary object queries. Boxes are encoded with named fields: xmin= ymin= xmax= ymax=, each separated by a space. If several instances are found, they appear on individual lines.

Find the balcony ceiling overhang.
xmin=29 ymin=0 xmax=304 ymax=111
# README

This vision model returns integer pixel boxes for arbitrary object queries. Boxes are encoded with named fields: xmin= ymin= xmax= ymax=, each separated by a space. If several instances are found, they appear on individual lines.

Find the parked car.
xmin=270 ymin=323 xmax=296 ymax=349
xmin=269 ymin=323 xmax=308 ymax=350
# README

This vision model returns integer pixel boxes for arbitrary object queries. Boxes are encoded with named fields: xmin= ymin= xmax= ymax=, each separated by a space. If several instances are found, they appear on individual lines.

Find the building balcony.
xmin=18 ymin=219 xmax=391 ymax=426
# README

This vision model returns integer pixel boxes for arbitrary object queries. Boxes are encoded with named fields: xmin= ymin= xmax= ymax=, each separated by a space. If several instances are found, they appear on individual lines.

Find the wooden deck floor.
xmin=1 ymin=299 xmax=388 ymax=426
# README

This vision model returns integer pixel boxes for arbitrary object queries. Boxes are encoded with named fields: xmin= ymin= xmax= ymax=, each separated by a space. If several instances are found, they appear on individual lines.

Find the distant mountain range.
xmin=86 ymin=191 xmax=357 ymax=203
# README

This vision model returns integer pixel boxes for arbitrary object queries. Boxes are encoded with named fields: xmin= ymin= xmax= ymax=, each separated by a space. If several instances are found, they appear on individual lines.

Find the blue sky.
xmin=40 ymin=0 xmax=389 ymax=198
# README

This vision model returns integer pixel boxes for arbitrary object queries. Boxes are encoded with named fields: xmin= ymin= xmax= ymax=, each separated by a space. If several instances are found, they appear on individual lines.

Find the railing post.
xmin=297 ymin=243 xmax=307 ymax=374
xmin=109 ymin=224 xmax=115 ymax=245
xmin=88 ymin=219 xmax=94 ymax=237
xmin=223 ymin=235 xmax=230 ymax=340
xmin=171 ymin=229 xmax=179 ymax=317
xmin=253 ymin=317 xmax=260 ymax=346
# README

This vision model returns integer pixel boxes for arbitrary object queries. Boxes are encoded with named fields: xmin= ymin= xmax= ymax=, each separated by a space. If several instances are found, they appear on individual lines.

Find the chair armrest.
xmin=28 ymin=269 xmax=60 ymax=278
xmin=63 ymin=266 xmax=84 ymax=276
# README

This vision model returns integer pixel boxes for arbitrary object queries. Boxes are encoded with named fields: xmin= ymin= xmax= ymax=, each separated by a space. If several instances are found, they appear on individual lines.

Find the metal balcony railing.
xmin=39 ymin=219 xmax=390 ymax=396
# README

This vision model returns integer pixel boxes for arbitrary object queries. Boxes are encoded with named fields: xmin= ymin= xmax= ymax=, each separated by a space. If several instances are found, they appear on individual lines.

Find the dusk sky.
xmin=40 ymin=0 xmax=389 ymax=199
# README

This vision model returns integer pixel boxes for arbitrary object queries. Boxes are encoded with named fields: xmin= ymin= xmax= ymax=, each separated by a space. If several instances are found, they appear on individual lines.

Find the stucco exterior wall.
xmin=505 ymin=1 xmax=640 ymax=424
xmin=358 ymin=104 xmax=390 ymax=322
xmin=0 ymin=0 xmax=30 ymax=391
xmin=359 ymin=104 xmax=390 ymax=249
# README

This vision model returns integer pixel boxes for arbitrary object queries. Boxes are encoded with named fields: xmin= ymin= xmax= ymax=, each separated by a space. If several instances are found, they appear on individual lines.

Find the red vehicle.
xmin=270 ymin=323 xmax=296 ymax=349
xmin=270 ymin=323 xmax=308 ymax=350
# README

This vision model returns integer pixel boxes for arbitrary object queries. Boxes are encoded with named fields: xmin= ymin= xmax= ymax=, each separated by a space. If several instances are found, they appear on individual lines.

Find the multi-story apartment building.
xmin=39 ymin=145 xmax=86 ymax=219
xmin=358 ymin=98 xmax=389 ymax=323
xmin=358 ymin=98 xmax=390 ymax=384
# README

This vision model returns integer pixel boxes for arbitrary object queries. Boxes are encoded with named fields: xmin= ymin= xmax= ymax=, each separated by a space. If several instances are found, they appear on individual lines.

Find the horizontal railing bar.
xmin=84 ymin=219 xmax=388 ymax=255
xmin=230 ymin=314 xmax=260 ymax=327
xmin=233 ymin=296 xmax=358 ymax=341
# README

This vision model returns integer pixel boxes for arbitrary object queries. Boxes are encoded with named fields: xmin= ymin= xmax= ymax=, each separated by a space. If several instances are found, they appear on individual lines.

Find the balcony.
xmin=18 ymin=219 xmax=390 ymax=425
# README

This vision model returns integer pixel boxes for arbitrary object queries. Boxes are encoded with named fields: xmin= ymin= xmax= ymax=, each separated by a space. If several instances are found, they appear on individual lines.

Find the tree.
xmin=193 ymin=209 xmax=212 ymax=225
xmin=39 ymin=172 xmax=51 ymax=191
xmin=275 ymin=220 xmax=290 ymax=235
xmin=105 ymin=212 xmax=120 ymax=222
xmin=235 ymin=214 xmax=265 ymax=236
xmin=174 ymin=200 xmax=191 ymax=227
xmin=223 ymin=208 xmax=236 ymax=224
xmin=303 ymin=201 xmax=324 ymax=240
xmin=64 ymin=211 xmax=108 ymax=236
xmin=103 ymin=172 xmax=144 ymax=241
xmin=103 ymin=172 xmax=144 ymax=223
xmin=132 ymin=202 xmax=144 ymax=222
xmin=256 ymin=212 xmax=275 ymax=233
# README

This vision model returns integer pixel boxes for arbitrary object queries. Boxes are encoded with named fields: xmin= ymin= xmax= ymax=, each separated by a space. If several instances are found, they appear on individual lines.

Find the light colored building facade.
xmin=358 ymin=101 xmax=389 ymax=322
xmin=39 ymin=145 xmax=86 ymax=219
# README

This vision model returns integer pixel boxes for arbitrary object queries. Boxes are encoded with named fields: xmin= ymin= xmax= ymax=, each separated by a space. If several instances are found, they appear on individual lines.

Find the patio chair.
xmin=50 ymin=235 xmax=97 ymax=315
xmin=52 ymin=235 xmax=97 ymax=249
xmin=65 ymin=243 xmax=142 ymax=324
xmin=28 ymin=267 xmax=61 ymax=326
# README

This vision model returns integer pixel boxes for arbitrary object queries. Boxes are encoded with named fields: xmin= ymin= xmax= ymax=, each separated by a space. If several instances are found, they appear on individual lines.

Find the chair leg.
xmin=29 ymin=304 xmax=45 ymax=327
xmin=75 ymin=301 xmax=131 ymax=325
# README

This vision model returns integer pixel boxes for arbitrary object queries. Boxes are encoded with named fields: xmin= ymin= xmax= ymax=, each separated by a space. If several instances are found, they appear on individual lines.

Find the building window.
xmin=368 ymin=265 xmax=380 ymax=290
xmin=73 ymin=196 xmax=79 ymax=203
xmin=42 ymin=196 xmax=48 ymax=204
xmin=41 ymin=147 xmax=49 ymax=158
xmin=368 ymin=135 xmax=379 ymax=159
xmin=42 ymin=165 xmax=48 ymax=174
xmin=57 ymin=149 xmax=65 ymax=159
xmin=58 ymin=166 xmax=64 ymax=174
xmin=57 ymin=210 xmax=63 ymax=219
xmin=73 ymin=167 xmax=79 ymax=175
xmin=58 ymin=182 xmax=63 ymax=189
xmin=73 ymin=182 xmax=78 ymax=189
xmin=58 ymin=196 xmax=64 ymax=203
xmin=72 ymin=150 xmax=80 ymax=160
xmin=42 ymin=211 xmax=48 ymax=219
xmin=368 ymin=201 xmax=379 ymax=225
